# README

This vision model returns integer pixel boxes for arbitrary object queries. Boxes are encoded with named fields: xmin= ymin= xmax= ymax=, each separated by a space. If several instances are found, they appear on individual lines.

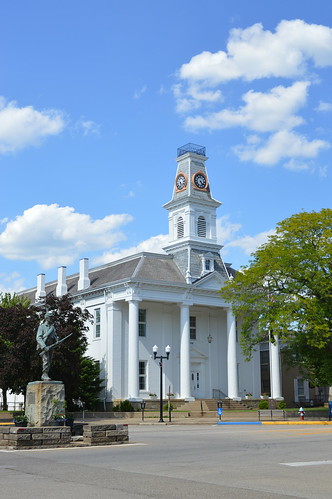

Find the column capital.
xmin=178 ymin=300 xmax=193 ymax=308
xmin=125 ymin=283 xmax=142 ymax=302
xmin=125 ymin=296 xmax=142 ymax=303
xmin=106 ymin=300 xmax=121 ymax=312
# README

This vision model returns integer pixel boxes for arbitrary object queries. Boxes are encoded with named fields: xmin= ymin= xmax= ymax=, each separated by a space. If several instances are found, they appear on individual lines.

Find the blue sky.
xmin=1 ymin=0 xmax=331 ymax=292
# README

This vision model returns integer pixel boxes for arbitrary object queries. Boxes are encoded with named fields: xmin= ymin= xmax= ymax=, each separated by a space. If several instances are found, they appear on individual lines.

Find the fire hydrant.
xmin=298 ymin=407 xmax=305 ymax=421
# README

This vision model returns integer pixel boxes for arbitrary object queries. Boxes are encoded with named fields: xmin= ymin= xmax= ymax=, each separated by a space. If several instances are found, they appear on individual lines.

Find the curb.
xmin=216 ymin=421 xmax=332 ymax=426
xmin=217 ymin=422 xmax=262 ymax=425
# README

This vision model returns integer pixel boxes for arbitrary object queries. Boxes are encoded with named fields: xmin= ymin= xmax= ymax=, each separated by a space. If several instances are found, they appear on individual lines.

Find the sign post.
xmin=217 ymin=401 xmax=223 ymax=422
xmin=328 ymin=401 xmax=332 ymax=421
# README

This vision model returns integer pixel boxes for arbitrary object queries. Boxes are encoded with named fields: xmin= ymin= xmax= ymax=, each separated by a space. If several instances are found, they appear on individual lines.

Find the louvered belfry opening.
xmin=197 ymin=216 xmax=206 ymax=237
xmin=177 ymin=216 xmax=184 ymax=238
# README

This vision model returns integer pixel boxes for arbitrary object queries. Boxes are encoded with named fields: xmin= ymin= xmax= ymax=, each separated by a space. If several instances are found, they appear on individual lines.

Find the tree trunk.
xmin=1 ymin=388 xmax=8 ymax=411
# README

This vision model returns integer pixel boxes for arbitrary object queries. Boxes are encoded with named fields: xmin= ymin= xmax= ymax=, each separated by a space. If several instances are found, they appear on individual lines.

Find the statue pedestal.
xmin=26 ymin=381 xmax=65 ymax=427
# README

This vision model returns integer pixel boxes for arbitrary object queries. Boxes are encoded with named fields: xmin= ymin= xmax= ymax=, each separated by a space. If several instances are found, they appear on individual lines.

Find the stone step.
xmin=176 ymin=399 xmax=252 ymax=412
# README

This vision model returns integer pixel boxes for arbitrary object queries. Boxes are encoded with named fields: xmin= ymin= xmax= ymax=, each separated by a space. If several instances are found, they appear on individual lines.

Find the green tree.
xmin=0 ymin=292 xmax=31 ymax=309
xmin=0 ymin=293 xmax=95 ymax=410
xmin=40 ymin=294 xmax=93 ymax=407
xmin=220 ymin=209 xmax=332 ymax=385
xmin=0 ymin=298 xmax=38 ymax=409
xmin=73 ymin=356 xmax=104 ymax=410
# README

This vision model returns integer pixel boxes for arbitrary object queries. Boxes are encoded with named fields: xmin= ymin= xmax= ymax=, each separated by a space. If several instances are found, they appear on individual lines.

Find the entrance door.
xmin=191 ymin=371 xmax=200 ymax=396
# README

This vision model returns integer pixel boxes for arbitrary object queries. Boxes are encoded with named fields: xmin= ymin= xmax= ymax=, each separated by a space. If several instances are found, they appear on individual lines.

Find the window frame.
xmin=139 ymin=361 xmax=147 ymax=390
xmin=190 ymin=316 xmax=197 ymax=340
xmin=139 ymin=309 xmax=147 ymax=337
xmin=94 ymin=308 xmax=101 ymax=339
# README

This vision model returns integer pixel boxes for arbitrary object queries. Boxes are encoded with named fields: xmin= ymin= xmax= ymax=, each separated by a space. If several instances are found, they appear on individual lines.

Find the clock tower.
xmin=163 ymin=143 xmax=228 ymax=283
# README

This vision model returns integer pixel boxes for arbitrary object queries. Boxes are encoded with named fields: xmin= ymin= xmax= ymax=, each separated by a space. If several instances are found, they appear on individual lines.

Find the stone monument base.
xmin=26 ymin=381 xmax=65 ymax=427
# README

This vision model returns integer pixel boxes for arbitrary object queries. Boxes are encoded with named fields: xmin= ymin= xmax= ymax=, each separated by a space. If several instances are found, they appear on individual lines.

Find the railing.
xmin=177 ymin=143 xmax=206 ymax=157
xmin=212 ymin=389 xmax=227 ymax=399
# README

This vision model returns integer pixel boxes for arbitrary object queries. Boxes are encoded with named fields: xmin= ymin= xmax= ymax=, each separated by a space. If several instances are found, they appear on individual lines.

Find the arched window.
xmin=197 ymin=216 xmax=206 ymax=237
xmin=177 ymin=216 xmax=184 ymax=238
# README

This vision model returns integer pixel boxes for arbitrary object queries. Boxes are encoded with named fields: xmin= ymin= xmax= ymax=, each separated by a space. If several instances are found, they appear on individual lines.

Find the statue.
xmin=36 ymin=311 xmax=71 ymax=381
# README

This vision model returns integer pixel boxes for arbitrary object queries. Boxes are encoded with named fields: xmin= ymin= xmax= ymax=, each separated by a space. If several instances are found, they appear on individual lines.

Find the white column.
xmin=208 ymin=340 xmax=212 ymax=398
xmin=227 ymin=309 xmax=238 ymax=399
xmin=270 ymin=336 xmax=282 ymax=399
xmin=180 ymin=303 xmax=191 ymax=399
xmin=127 ymin=299 xmax=139 ymax=399
xmin=105 ymin=300 xmax=123 ymax=401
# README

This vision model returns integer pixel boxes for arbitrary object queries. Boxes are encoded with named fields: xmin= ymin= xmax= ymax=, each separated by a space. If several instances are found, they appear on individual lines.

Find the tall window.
xmin=297 ymin=379 xmax=305 ymax=398
xmin=139 ymin=309 xmax=146 ymax=337
xmin=190 ymin=316 xmax=196 ymax=340
xmin=260 ymin=349 xmax=270 ymax=396
xmin=139 ymin=361 xmax=147 ymax=390
xmin=197 ymin=216 xmax=206 ymax=237
xmin=94 ymin=308 xmax=101 ymax=338
xmin=177 ymin=216 xmax=184 ymax=238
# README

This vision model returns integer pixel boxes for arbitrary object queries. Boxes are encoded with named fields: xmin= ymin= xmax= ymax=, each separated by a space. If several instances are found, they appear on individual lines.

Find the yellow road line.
xmin=262 ymin=421 xmax=332 ymax=425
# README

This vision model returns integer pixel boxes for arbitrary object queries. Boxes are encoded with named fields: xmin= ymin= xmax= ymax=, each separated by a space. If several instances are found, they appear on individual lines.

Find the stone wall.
xmin=83 ymin=424 xmax=129 ymax=445
xmin=0 ymin=424 xmax=129 ymax=449
xmin=0 ymin=426 xmax=71 ymax=449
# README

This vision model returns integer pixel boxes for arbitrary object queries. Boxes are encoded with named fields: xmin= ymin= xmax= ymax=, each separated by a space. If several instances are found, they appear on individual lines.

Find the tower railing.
xmin=177 ymin=143 xmax=206 ymax=157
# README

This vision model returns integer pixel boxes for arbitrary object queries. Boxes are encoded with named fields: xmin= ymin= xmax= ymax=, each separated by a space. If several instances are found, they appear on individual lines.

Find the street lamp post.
xmin=140 ymin=400 xmax=146 ymax=422
xmin=153 ymin=344 xmax=171 ymax=423
xmin=207 ymin=333 xmax=213 ymax=398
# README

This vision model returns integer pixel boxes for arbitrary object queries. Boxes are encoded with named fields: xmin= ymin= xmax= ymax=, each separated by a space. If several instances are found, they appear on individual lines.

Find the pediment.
xmin=190 ymin=345 xmax=208 ymax=360
xmin=193 ymin=271 xmax=228 ymax=291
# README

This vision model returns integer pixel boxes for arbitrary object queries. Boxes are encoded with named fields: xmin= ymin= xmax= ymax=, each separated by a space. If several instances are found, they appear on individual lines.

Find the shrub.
xmin=276 ymin=400 xmax=286 ymax=409
xmin=163 ymin=403 xmax=174 ymax=412
xmin=112 ymin=400 xmax=134 ymax=412
xmin=258 ymin=399 xmax=268 ymax=410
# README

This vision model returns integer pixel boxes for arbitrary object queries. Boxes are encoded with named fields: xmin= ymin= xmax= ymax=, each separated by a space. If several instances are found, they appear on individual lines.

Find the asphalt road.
xmin=1 ymin=423 xmax=331 ymax=498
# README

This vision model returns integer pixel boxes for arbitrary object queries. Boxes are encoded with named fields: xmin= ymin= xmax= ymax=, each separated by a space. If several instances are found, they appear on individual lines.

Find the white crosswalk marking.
xmin=281 ymin=460 xmax=332 ymax=467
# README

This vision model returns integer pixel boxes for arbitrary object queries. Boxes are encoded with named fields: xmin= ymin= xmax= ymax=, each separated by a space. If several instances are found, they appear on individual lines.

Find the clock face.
xmin=175 ymin=173 xmax=187 ymax=191
xmin=194 ymin=172 xmax=207 ymax=189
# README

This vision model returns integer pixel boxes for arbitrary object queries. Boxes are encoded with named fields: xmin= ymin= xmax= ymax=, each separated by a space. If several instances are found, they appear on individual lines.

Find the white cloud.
xmin=316 ymin=101 xmax=332 ymax=112
xmin=125 ymin=190 xmax=135 ymax=198
xmin=78 ymin=119 xmax=100 ymax=136
xmin=93 ymin=234 xmax=168 ymax=265
xmin=133 ymin=85 xmax=148 ymax=99
xmin=225 ymin=228 xmax=276 ymax=255
xmin=283 ymin=159 xmax=310 ymax=172
xmin=0 ymin=97 xmax=65 ymax=153
xmin=179 ymin=20 xmax=332 ymax=85
xmin=216 ymin=215 xmax=242 ymax=244
xmin=172 ymin=83 xmax=202 ymax=113
xmin=174 ymin=20 xmax=332 ymax=170
xmin=235 ymin=130 xmax=329 ymax=165
xmin=185 ymin=81 xmax=309 ymax=132
xmin=0 ymin=272 xmax=26 ymax=293
xmin=0 ymin=204 xmax=133 ymax=268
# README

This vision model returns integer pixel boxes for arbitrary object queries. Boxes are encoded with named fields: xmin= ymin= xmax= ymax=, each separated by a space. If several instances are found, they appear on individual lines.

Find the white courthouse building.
xmin=27 ymin=144 xmax=283 ymax=403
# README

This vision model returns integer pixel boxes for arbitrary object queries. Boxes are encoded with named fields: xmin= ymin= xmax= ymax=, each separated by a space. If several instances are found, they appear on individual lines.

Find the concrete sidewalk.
xmin=76 ymin=411 xmax=332 ymax=426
